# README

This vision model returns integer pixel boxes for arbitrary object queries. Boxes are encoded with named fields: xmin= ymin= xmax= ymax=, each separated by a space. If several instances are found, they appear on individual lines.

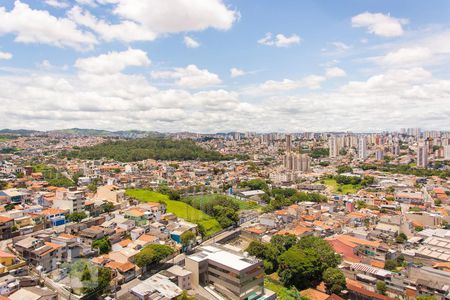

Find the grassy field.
xmin=126 ymin=189 xmax=222 ymax=237
xmin=186 ymin=194 xmax=260 ymax=211
xmin=321 ymin=178 xmax=361 ymax=195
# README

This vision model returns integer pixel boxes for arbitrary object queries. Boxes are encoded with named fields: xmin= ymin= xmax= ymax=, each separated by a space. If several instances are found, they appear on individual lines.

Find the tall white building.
xmin=53 ymin=188 xmax=85 ymax=213
xmin=375 ymin=149 xmax=384 ymax=161
xmin=283 ymin=153 xmax=311 ymax=172
xmin=329 ymin=135 xmax=338 ymax=158
xmin=391 ymin=143 xmax=400 ymax=156
xmin=417 ymin=140 xmax=429 ymax=168
xmin=445 ymin=145 xmax=450 ymax=160
xmin=358 ymin=137 xmax=368 ymax=160
xmin=285 ymin=134 xmax=292 ymax=153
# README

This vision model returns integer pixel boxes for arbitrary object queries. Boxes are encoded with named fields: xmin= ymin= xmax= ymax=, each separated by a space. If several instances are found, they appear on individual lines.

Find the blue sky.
xmin=0 ymin=0 xmax=449 ymax=132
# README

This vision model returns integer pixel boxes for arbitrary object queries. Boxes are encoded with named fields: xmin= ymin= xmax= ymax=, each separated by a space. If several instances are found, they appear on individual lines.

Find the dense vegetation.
xmin=67 ymin=211 xmax=88 ymax=223
xmin=68 ymin=260 xmax=111 ymax=297
xmin=334 ymin=174 xmax=374 ymax=186
xmin=309 ymin=148 xmax=330 ymax=158
xmin=135 ymin=244 xmax=174 ymax=270
xmin=246 ymin=235 xmax=343 ymax=292
xmin=32 ymin=164 xmax=74 ymax=187
xmin=264 ymin=188 xmax=328 ymax=212
xmin=63 ymin=137 xmax=234 ymax=162
xmin=336 ymin=165 xmax=353 ymax=174
xmin=0 ymin=147 xmax=21 ymax=154
xmin=360 ymin=163 xmax=450 ymax=179
xmin=239 ymin=179 xmax=269 ymax=191
xmin=181 ymin=194 xmax=239 ymax=228
xmin=186 ymin=194 xmax=260 ymax=211
xmin=92 ymin=237 xmax=112 ymax=254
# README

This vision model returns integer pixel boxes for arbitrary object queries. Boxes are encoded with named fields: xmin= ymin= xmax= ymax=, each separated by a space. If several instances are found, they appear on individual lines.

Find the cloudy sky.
xmin=0 ymin=0 xmax=449 ymax=133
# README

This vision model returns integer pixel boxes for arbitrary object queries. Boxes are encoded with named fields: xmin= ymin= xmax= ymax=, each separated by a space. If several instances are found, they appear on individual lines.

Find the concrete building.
xmin=185 ymin=244 xmax=274 ymax=300
xmin=329 ymin=135 xmax=338 ymax=158
xmin=130 ymin=273 xmax=182 ymax=299
xmin=9 ymin=286 xmax=58 ymax=300
xmin=283 ymin=153 xmax=311 ymax=172
xmin=53 ymin=188 xmax=85 ymax=213
xmin=417 ymin=139 xmax=429 ymax=168
xmin=375 ymin=149 xmax=384 ymax=161
xmin=95 ymin=185 xmax=126 ymax=207
xmin=164 ymin=265 xmax=193 ymax=290
xmin=285 ymin=134 xmax=292 ymax=153
xmin=444 ymin=145 xmax=450 ymax=160
xmin=358 ymin=137 xmax=368 ymax=160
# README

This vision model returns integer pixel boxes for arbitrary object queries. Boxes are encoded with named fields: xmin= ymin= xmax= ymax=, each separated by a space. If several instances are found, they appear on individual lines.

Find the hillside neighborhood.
xmin=0 ymin=130 xmax=449 ymax=300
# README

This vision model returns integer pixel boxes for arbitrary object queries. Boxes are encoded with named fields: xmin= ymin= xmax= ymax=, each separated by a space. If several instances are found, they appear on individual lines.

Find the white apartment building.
xmin=53 ymin=188 xmax=85 ymax=213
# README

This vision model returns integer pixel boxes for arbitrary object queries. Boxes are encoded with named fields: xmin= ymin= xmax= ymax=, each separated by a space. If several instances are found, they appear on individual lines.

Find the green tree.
xmin=239 ymin=179 xmax=269 ymax=191
xmin=246 ymin=241 xmax=278 ymax=273
xmin=177 ymin=290 xmax=196 ymax=300
xmin=67 ymin=211 xmax=87 ymax=223
xmin=323 ymin=267 xmax=346 ymax=294
xmin=135 ymin=244 xmax=174 ymax=270
xmin=376 ymin=280 xmax=387 ymax=295
xmin=337 ymin=165 xmax=353 ymax=174
xmin=384 ymin=259 xmax=398 ymax=271
xmin=63 ymin=137 xmax=231 ymax=162
xmin=278 ymin=247 xmax=324 ymax=289
xmin=270 ymin=234 xmax=297 ymax=254
xmin=92 ymin=237 xmax=111 ymax=254
xmin=181 ymin=231 xmax=196 ymax=247
xmin=246 ymin=241 xmax=269 ymax=259
xmin=297 ymin=236 xmax=342 ymax=269
xmin=396 ymin=232 xmax=407 ymax=244
xmin=101 ymin=202 xmax=115 ymax=213
xmin=83 ymin=266 xmax=111 ymax=296
xmin=0 ymin=181 xmax=7 ymax=190
xmin=81 ymin=265 xmax=91 ymax=282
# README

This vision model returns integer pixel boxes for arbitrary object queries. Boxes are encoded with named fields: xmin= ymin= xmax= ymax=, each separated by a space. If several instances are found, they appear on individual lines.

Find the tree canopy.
xmin=92 ymin=237 xmax=111 ymax=254
xmin=135 ymin=244 xmax=174 ymax=268
xmin=63 ymin=137 xmax=233 ymax=162
xmin=181 ymin=231 xmax=196 ymax=247
xmin=323 ymin=267 xmax=346 ymax=294
xmin=67 ymin=211 xmax=87 ymax=223
xmin=278 ymin=236 xmax=341 ymax=290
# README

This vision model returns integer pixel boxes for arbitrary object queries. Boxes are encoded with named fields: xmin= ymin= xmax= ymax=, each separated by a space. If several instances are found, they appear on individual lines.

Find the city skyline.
xmin=1 ymin=0 xmax=450 ymax=132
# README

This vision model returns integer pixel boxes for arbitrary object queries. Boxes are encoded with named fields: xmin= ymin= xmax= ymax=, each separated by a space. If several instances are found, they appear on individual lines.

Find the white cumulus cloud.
xmin=111 ymin=0 xmax=238 ymax=34
xmin=352 ymin=12 xmax=408 ymax=37
xmin=0 ymin=1 xmax=97 ymax=50
xmin=258 ymin=32 xmax=301 ymax=48
xmin=68 ymin=6 xmax=156 ymax=43
xmin=0 ymin=51 xmax=12 ymax=60
xmin=151 ymin=65 xmax=221 ymax=89
xmin=184 ymin=36 xmax=200 ymax=48
xmin=44 ymin=0 xmax=70 ymax=8
xmin=75 ymin=48 xmax=151 ymax=74
xmin=326 ymin=67 xmax=347 ymax=78
xmin=230 ymin=68 xmax=246 ymax=78
xmin=377 ymin=47 xmax=432 ymax=66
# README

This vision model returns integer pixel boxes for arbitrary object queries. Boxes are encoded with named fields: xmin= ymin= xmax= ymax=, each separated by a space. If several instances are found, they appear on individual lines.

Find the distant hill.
xmin=0 ymin=128 xmax=164 ymax=138
xmin=62 ymin=137 xmax=232 ymax=162
xmin=50 ymin=128 xmax=159 ymax=138
xmin=0 ymin=129 xmax=39 ymax=135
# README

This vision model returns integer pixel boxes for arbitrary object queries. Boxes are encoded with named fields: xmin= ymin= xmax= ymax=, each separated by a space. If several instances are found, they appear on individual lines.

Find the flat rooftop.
xmin=188 ymin=245 xmax=260 ymax=271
